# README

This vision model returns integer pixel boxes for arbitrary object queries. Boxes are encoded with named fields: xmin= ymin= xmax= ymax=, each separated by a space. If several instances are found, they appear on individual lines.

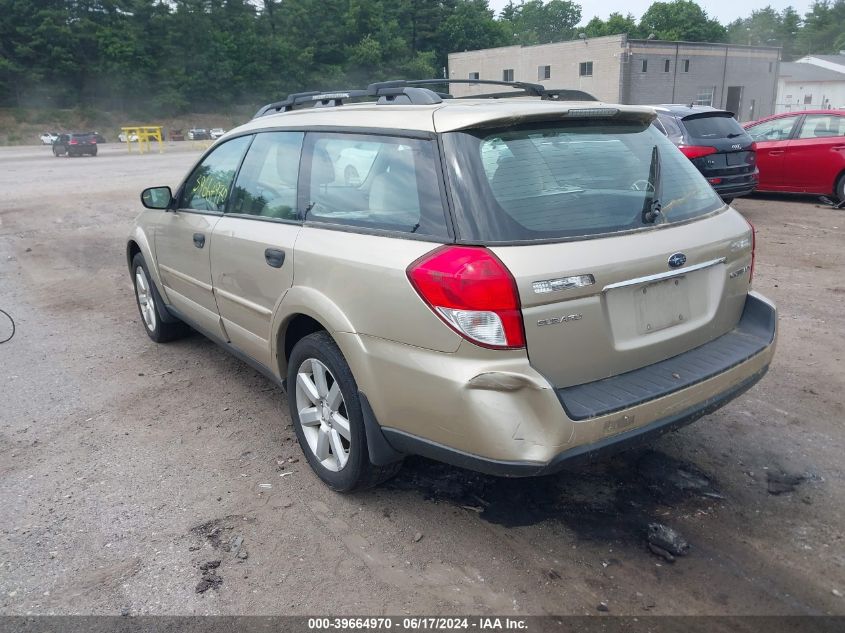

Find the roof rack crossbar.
xmin=368 ymin=78 xmax=547 ymax=98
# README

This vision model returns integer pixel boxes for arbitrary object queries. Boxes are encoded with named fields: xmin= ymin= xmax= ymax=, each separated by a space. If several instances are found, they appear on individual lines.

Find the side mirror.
xmin=141 ymin=186 xmax=173 ymax=210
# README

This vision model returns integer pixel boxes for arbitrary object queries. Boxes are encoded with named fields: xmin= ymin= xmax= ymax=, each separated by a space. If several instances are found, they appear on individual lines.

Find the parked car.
xmin=52 ymin=133 xmax=97 ymax=157
xmin=210 ymin=127 xmax=226 ymax=139
xmin=40 ymin=132 xmax=59 ymax=145
xmin=128 ymin=80 xmax=776 ymax=492
xmin=89 ymin=131 xmax=106 ymax=144
xmin=118 ymin=132 xmax=139 ymax=143
xmin=652 ymin=105 xmax=758 ymax=203
xmin=743 ymin=110 xmax=845 ymax=201
xmin=188 ymin=128 xmax=211 ymax=140
xmin=169 ymin=129 xmax=185 ymax=141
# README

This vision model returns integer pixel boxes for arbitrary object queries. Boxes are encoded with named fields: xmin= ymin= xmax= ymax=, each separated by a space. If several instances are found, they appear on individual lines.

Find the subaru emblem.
xmin=668 ymin=253 xmax=687 ymax=268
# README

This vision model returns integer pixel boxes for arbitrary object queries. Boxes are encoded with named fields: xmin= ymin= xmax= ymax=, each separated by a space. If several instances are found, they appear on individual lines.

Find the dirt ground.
xmin=0 ymin=143 xmax=843 ymax=617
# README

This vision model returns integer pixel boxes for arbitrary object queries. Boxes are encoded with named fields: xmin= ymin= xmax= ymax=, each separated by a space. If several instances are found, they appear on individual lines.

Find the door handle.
xmin=768 ymin=150 xmax=784 ymax=156
xmin=193 ymin=233 xmax=205 ymax=248
xmin=833 ymin=145 xmax=845 ymax=151
xmin=264 ymin=248 xmax=285 ymax=268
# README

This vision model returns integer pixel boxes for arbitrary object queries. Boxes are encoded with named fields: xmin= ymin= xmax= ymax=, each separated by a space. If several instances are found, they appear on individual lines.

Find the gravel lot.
xmin=0 ymin=143 xmax=843 ymax=616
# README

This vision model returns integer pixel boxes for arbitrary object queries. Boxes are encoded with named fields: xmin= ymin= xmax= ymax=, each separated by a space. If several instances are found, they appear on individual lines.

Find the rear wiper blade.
xmin=726 ymin=132 xmax=743 ymax=138
xmin=642 ymin=145 xmax=663 ymax=224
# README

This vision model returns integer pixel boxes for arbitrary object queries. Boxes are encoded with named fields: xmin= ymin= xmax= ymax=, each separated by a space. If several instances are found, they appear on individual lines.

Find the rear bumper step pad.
xmin=556 ymin=294 xmax=776 ymax=421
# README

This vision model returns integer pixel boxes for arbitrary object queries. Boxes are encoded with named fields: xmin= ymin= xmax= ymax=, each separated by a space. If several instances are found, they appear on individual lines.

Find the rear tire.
xmin=131 ymin=253 xmax=188 ymax=343
xmin=835 ymin=174 xmax=845 ymax=203
xmin=288 ymin=331 xmax=401 ymax=492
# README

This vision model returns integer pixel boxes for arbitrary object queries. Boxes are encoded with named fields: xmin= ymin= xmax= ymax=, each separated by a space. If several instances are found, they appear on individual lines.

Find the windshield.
xmin=443 ymin=120 xmax=724 ymax=242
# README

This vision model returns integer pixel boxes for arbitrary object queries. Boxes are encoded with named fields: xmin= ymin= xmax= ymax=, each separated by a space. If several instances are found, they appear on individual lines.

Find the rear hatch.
xmin=440 ymin=112 xmax=755 ymax=388
xmin=679 ymin=112 xmax=757 ymax=185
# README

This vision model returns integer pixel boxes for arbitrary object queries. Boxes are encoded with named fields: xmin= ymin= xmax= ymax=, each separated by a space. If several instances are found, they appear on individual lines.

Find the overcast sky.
xmin=487 ymin=0 xmax=814 ymax=25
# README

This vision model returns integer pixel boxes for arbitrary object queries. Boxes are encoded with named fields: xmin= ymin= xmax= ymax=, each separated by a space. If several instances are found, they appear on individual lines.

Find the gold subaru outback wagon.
xmin=127 ymin=80 xmax=777 ymax=492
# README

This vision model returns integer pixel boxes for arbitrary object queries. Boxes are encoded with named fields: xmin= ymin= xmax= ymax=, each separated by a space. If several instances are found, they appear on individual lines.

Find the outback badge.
xmin=668 ymin=252 xmax=687 ymax=268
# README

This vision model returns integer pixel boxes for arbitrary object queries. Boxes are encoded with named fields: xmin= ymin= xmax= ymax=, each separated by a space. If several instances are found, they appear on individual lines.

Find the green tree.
xmin=583 ymin=12 xmax=639 ymax=38
xmin=500 ymin=0 xmax=581 ymax=45
xmin=639 ymin=0 xmax=727 ymax=42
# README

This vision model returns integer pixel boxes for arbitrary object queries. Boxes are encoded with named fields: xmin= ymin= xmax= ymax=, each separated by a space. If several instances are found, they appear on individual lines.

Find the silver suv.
xmin=128 ymin=80 xmax=777 ymax=492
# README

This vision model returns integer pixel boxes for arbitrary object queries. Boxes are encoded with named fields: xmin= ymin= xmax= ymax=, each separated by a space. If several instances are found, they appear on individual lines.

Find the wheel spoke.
xmin=326 ymin=382 xmax=343 ymax=411
xmin=298 ymin=407 xmax=321 ymax=426
xmin=315 ymin=428 xmax=330 ymax=460
xmin=331 ymin=412 xmax=351 ymax=441
xmin=330 ymin=429 xmax=348 ymax=468
xmin=311 ymin=359 xmax=329 ymax=397
xmin=296 ymin=372 xmax=321 ymax=405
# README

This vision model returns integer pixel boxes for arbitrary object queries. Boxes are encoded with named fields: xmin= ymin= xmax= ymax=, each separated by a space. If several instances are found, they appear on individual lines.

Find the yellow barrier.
xmin=121 ymin=126 xmax=164 ymax=154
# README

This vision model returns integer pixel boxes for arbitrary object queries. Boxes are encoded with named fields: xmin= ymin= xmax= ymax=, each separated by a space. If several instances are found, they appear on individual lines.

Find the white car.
xmin=210 ymin=128 xmax=226 ymax=139
xmin=40 ymin=132 xmax=59 ymax=145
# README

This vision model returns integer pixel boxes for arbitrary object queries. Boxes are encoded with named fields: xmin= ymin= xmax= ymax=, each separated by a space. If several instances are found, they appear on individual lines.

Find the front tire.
xmin=131 ymin=253 xmax=188 ymax=343
xmin=288 ymin=331 xmax=400 ymax=492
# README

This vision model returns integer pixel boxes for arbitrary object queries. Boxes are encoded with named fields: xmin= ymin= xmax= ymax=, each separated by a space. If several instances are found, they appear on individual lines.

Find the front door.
xmin=744 ymin=114 xmax=801 ymax=191
xmin=209 ymin=131 xmax=304 ymax=369
xmin=155 ymin=135 xmax=252 ymax=339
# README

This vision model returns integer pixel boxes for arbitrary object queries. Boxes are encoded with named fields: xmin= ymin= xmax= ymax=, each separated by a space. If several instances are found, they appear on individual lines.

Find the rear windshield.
xmin=443 ymin=120 xmax=723 ymax=243
xmin=681 ymin=114 xmax=745 ymax=139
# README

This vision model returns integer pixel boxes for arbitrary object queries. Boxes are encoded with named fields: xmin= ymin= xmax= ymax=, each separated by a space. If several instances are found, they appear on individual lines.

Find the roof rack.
xmin=253 ymin=79 xmax=596 ymax=118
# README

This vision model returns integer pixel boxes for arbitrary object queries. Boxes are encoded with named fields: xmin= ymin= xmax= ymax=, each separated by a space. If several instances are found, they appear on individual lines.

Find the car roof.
xmin=233 ymin=98 xmax=656 ymax=136
xmin=745 ymin=109 xmax=845 ymax=125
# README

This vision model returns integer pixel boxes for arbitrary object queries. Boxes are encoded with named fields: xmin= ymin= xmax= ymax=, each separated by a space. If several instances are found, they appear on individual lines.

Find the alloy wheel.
xmin=295 ymin=358 xmax=351 ymax=472
xmin=135 ymin=267 xmax=157 ymax=332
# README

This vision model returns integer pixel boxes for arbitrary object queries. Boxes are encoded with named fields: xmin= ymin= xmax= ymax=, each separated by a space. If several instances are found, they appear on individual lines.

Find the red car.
xmin=743 ymin=110 xmax=845 ymax=200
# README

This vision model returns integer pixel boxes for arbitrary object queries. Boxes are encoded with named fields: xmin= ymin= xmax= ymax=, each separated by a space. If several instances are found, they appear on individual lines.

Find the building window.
xmin=468 ymin=72 xmax=479 ymax=80
xmin=804 ymin=94 xmax=813 ymax=104
xmin=641 ymin=59 xmax=648 ymax=72
xmin=769 ymin=62 xmax=773 ymax=73
xmin=503 ymin=68 xmax=514 ymax=82
xmin=694 ymin=87 xmax=715 ymax=106
xmin=579 ymin=61 xmax=593 ymax=77
xmin=683 ymin=59 xmax=690 ymax=73
xmin=664 ymin=59 xmax=671 ymax=73
xmin=538 ymin=65 xmax=551 ymax=80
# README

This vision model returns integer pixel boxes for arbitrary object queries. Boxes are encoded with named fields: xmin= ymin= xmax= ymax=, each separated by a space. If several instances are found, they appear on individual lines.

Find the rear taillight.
xmin=678 ymin=145 xmax=717 ymax=159
xmin=69 ymin=139 xmax=78 ymax=145
xmin=407 ymin=246 xmax=525 ymax=349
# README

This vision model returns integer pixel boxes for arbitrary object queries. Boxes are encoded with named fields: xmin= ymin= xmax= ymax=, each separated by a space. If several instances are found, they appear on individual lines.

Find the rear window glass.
xmin=681 ymin=114 xmax=745 ymax=139
xmin=443 ymin=120 xmax=723 ymax=243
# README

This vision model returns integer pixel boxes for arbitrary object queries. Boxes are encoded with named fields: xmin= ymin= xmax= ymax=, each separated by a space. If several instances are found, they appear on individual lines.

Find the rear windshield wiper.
xmin=642 ymin=145 xmax=663 ymax=224
xmin=726 ymin=132 xmax=743 ymax=138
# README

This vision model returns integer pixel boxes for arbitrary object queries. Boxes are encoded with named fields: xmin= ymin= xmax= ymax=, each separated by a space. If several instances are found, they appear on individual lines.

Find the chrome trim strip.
xmin=602 ymin=257 xmax=726 ymax=291
xmin=214 ymin=286 xmax=273 ymax=317
xmin=158 ymin=263 xmax=213 ymax=292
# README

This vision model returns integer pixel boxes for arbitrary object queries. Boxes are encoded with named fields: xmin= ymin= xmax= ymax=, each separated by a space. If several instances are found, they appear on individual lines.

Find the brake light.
xmin=407 ymin=246 xmax=525 ymax=349
xmin=69 ymin=139 xmax=78 ymax=145
xmin=708 ymin=177 xmax=723 ymax=184
xmin=678 ymin=145 xmax=717 ymax=159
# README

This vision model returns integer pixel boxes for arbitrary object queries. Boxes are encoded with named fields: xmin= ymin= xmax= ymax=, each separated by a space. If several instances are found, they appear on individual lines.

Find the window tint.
xmin=797 ymin=114 xmax=844 ymax=139
xmin=180 ymin=136 xmax=252 ymax=212
xmin=228 ymin=132 xmax=304 ymax=220
xmin=303 ymin=133 xmax=449 ymax=238
xmin=745 ymin=116 xmax=797 ymax=142
xmin=681 ymin=114 xmax=745 ymax=139
xmin=443 ymin=122 xmax=723 ymax=242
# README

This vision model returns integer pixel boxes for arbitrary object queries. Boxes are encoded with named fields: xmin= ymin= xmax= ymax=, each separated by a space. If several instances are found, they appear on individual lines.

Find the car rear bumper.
xmin=348 ymin=292 xmax=776 ymax=476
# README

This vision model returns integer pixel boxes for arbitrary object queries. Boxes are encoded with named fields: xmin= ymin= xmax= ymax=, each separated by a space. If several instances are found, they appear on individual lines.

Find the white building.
xmin=775 ymin=52 xmax=845 ymax=113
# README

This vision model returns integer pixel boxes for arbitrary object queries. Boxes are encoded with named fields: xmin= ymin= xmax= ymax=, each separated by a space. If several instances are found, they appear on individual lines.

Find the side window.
xmin=745 ymin=117 xmax=797 ymax=142
xmin=303 ymin=133 xmax=449 ymax=238
xmin=657 ymin=114 xmax=683 ymax=141
xmin=229 ymin=132 xmax=304 ymax=220
xmin=797 ymin=115 xmax=844 ymax=139
xmin=179 ymin=136 xmax=252 ymax=212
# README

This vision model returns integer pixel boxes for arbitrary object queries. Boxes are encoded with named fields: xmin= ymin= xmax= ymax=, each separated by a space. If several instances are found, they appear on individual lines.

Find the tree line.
xmin=1 ymin=0 xmax=843 ymax=116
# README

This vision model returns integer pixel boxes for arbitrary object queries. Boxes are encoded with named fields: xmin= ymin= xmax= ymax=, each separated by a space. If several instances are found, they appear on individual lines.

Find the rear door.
xmin=208 ymin=131 xmax=304 ymax=369
xmin=781 ymin=113 xmax=845 ymax=194
xmin=441 ymin=118 xmax=754 ymax=388
xmin=744 ymin=114 xmax=801 ymax=190
xmin=155 ymin=135 xmax=252 ymax=338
